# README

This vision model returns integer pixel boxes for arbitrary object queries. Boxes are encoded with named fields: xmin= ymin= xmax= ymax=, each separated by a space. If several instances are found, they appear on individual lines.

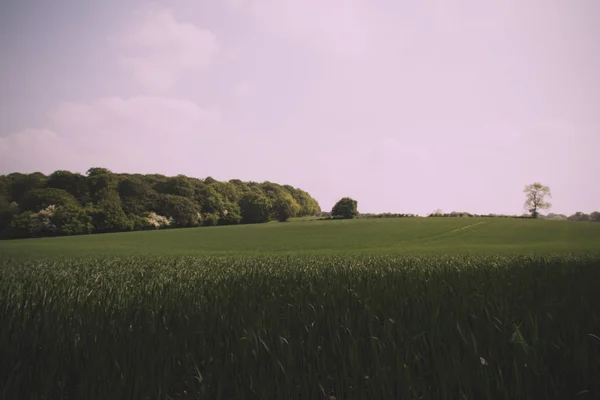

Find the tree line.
xmin=0 ymin=168 xmax=322 ymax=240
xmin=328 ymin=184 xmax=599 ymax=222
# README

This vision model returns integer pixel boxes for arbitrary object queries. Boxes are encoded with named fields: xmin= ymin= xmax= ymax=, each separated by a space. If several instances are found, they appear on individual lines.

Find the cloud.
xmin=227 ymin=0 xmax=381 ymax=59
xmin=233 ymin=82 xmax=253 ymax=98
xmin=0 ymin=96 xmax=222 ymax=175
xmin=117 ymin=6 xmax=220 ymax=91
xmin=0 ymin=129 xmax=80 ymax=174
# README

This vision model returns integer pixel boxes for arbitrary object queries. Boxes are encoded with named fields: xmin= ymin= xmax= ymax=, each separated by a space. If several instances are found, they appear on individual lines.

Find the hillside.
xmin=2 ymin=217 xmax=599 ymax=259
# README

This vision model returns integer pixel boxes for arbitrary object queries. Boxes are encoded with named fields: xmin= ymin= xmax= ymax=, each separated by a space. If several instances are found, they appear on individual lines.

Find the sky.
xmin=0 ymin=0 xmax=599 ymax=216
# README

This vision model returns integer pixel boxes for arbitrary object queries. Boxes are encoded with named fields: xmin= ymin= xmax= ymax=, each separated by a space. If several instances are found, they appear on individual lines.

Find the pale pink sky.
xmin=1 ymin=0 xmax=599 ymax=215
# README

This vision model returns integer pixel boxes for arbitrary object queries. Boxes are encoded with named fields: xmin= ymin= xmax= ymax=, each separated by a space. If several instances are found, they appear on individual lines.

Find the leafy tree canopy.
xmin=0 ymin=169 xmax=321 ymax=240
xmin=331 ymin=197 xmax=359 ymax=219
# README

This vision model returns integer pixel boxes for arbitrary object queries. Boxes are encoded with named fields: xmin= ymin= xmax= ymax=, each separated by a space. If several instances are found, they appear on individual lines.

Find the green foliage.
xmin=273 ymin=192 xmax=301 ymax=222
xmin=86 ymin=199 xmax=132 ymax=233
xmin=201 ymin=212 xmax=220 ymax=227
xmin=20 ymin=188 xmax=79 ymax=212
xmin=194 ymin=185 xmax=224 ymax=215
xmin=523 ymin=183 xmax=551 ymax=218
xmin=1 ymin=255 xmax=599 ymax=398
xmin=157 ymin=194 xmax=200 ymax=228
xmin=131 ymin=215 xmax=153 ymax=231
xmin=331 ymin=197 xmax=359 ymax=219
xmin=155 ymin=175 xmax=195 ymax=198
xmin=283 ymin=185 xmax=321 ymax=216
xmin=0 ymin=169 xmax=321 ymax=240
xmin=5 ymin=172 xmax=48 ymax=204
xmin=218 ymin=203 xmax=242 ymax=226
xmin=210 ymin=181 xmax=241 ymax=203
xmin=87 ymin=168 xmax=119 ymax=202
xmin=118 ymin=176 xmax=157 ymax=216
xmin=0 ymin=211 xmax=34 ymax=239
xmin=0 ymin=176 xmax=8 ymax=198
xmin=47 ymin=170 xmax=90 ymax=203
xmin=591 ymin=212 xmax=600 ymax=223
xmin=203 ymin=176 xmax=217 ymax=184
xmin=0 ymin=197 xmax=18 ymax=233
xmin=28 ymin=205 xmax=57 ymax=237
xmin=52 ymin=205 xmax=93 ymax=236
xmin=240 ymin=193 xmax=272 ymax=224
xmin=568 ymin=212 xmax=590 ymax=222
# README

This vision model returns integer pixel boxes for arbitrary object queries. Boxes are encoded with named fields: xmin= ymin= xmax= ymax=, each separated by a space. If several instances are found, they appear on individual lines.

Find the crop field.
xmin=1 ymin=218 xmax=600 ymax=399
xmin=1 ymin=217 xmax=600 ymax=259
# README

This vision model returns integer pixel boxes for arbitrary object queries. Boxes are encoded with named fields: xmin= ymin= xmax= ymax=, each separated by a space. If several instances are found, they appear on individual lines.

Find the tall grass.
xmin=1 ymin=255 xmax=599 ymax=399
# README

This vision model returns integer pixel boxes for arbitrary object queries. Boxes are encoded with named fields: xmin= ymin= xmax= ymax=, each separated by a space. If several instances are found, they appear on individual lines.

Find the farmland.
xmin=1 ymin=218 xmax=600 ymax=399
xmin=1 ymin=217 xmax=600 ymax=259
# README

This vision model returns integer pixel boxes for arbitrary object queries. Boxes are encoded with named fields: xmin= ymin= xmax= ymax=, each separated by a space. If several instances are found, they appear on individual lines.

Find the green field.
xmin=1 ymin=217 xmax=599 ymax=259
xmin=1 ymin=218 xmax=600 ymax=399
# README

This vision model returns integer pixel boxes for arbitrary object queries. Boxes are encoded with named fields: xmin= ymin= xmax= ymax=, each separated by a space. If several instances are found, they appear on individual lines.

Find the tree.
xmin=523 ymin=183 xmax=551 ymax=218
xmin=47 ymin=170 xmax=89 ymax=203
xmin=29 ymin=205 xmax=58 ymax=237
xmin=545 ymin=213 xmax=567 ymax=221
xmin=568 ymin=212 xmax=590 ymax=222
xmin=240 ymin=193 xmax=272 ymax=224
xmin=0 ymin=196 xmax=18 ymax=233
xmin=86 ymin=198 xmax=132 ymax=233
xmin=87 ymin=168 xmax=119 ymax=202
xmin=211 ymin=181 xmax=241 ymax=203
xmin=6 ymin=172 xmax=48 ymax=204
xmin=155 ymin=175 xmax=195 ymax=198
xmin=156 ymin=194 xmax=200 ymax=228
xmin=273 ymin=193 xmax=301 ymax=222
xmin=591 ymin=212 xmax=600 ymax=223
xmin=118 ymin=176 xmax=157 ymax=216
xmin=331 ymin=197 xmax=359 ymax=219
xmin=1 ymin=211 xmax=34 ymax=239
xmin=51 ymin=205 xmax=93 ymax=236
xmin=0 ymin=168 xmax=322 ymax=239
xmin=283 ymin=185 xmax=321 ymax=216
xmin=203 ymin=176 xmax=217 ymax=185
xmin=20 ymin=188 xmax=79 ymax=212
xmin=194 ymin=185 xmax=224 ymax=215
xmin=218 ymin=203 xmax=243 ymax=225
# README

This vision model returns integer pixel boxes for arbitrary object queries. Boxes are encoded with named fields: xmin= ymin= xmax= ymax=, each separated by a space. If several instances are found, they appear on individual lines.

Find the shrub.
xmin=52 ymin=205 xmax=93 ymax=236
xmin=331 ymin=197 xmax=359 ymax=219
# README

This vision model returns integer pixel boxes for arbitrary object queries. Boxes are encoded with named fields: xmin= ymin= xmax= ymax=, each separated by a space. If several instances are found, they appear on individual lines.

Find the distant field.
xmin=1 ymin=217 xmax=599 ymax=259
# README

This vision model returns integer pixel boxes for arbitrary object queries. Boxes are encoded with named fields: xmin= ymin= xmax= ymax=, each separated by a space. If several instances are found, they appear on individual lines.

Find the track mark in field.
xmin=448 ymin=221 xmax=486 ymax=234
xmin=408 ymin=221 xmax=491 ymax=244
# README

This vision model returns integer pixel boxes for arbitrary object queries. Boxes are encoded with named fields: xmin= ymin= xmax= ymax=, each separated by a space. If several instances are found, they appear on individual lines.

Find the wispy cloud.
xmin=227 ymin=0 xmax=382 ymax=59
xmin=116 ymin=6 xmax=220 ymax=91
xmin=0 ymin=96 xmax=221 ymax=174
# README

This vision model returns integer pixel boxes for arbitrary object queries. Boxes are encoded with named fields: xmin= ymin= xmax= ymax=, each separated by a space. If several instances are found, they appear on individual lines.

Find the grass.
xmin=1 ymin=218 xmax=600 ymax=399
xmin=1 ymin=217 xmax=599 ymax=259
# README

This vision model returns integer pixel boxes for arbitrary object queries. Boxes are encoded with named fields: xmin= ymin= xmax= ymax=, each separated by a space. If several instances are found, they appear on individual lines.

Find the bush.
xmin=0 ymin=211 xmax=34 ymax=239
xmin=20 ymin=188 xmax=79 ymax=212
xmin=218 ymin=204 xmax=242 ymax=226
xmin=273 ymin=193 xmax=301 ymax=222
xmin=201 ymin=212 xmax=220 ymax=227
xmin=331 ymin=197 xmax=359 ymax=219
xmin=52 ymin=205 xmax=93 ymax=236
xmin=240 ymin=193 xmax=272 ymax=224
xmin=86 ymin=200 xmax=133 ymax=233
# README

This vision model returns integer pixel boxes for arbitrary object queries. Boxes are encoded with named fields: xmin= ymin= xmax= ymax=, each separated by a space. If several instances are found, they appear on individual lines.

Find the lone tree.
xmin=331 ymin=197 xmax=359 ymax=219
xmin=523 ymin=182 xmax=551 ymax=218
